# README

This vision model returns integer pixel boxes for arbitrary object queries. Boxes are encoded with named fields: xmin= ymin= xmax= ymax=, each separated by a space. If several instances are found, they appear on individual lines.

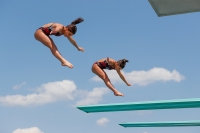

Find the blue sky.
xmin=0 ymin=0 xmax=200 ymax=133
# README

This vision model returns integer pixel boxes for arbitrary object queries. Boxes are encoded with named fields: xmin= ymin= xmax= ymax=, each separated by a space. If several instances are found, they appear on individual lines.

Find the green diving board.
xmin=148 ymin=0 xmax=200 ymax=17
xmin=77 ymin=98 xmax=200 ymax=113
xmin=119 ymin=120 xmax=200 ymax=127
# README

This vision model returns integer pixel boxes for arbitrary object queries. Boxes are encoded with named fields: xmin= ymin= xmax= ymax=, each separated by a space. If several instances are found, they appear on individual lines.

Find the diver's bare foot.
xmin=62 ymin=62 xmax=73 ymax=68
xmin=114 ymin=92 xmax=124 ymax=97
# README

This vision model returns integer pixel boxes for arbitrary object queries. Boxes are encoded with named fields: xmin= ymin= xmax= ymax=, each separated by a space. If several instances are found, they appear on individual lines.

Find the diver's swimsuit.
xmin=95 ymin=57 xmax=114 ymax=70
xmin=38 ymin=24 xmax=63 ymax=36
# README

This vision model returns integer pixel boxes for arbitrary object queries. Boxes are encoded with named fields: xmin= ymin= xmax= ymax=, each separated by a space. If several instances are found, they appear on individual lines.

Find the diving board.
xmin=77 ymin=98 xmax=200 ymax=113
xmin=119 ymin=120 xmax=200 ymax=127
xmin=148 ymin=0 xmax=200 ymax=17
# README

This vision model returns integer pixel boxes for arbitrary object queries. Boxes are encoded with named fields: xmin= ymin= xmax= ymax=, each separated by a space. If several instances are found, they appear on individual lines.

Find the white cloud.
xmin=13 ymin=127 xmax=44 ymax=133
xmin=75 ymin=87 xmax=109 ymax=106
xmin=0 ymin=80 xmax=76 ymax=106
xmin=13 ymin=82 xmax=26 ymax=90
xmin=96 ymin=117 xmax=109 ymax=126
xmin=91 ymin=67 xmax=185 ymax=86
xmin=0 ymin=80 xmax=109 ymax=107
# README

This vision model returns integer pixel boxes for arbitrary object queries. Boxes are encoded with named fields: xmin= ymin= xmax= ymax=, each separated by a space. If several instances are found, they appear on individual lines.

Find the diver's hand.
xmin=78 ymin=47 xmax=84 ymax=52
xmin=127 ymin=83 xmax=131 ymax=86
